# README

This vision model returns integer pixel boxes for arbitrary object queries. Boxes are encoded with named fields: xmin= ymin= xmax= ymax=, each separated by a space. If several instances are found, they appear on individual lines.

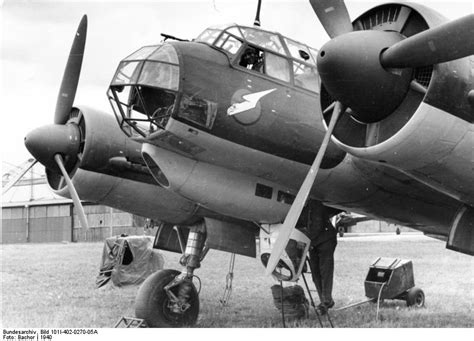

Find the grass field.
xmin=1 ymin=234 xmax=472 ymax=328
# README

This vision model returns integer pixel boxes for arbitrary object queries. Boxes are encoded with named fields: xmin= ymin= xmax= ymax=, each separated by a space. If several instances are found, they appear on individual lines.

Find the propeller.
xmin=55 ymin=155 xmax=89 ymax=229
xmin=55 ymin=15 xmax=87 ymax=124
xmin=309 ymin=0 xmax=352 ymax=38
xmin=312 ymin=1 xmax=474 ymax=124
xmin=24 ymin=15 xmax=89 ymax=229
xmin=381 ymin=14 xmax=474 ymax=68
xmin=265 ymin=102 xmax=344 ymax=275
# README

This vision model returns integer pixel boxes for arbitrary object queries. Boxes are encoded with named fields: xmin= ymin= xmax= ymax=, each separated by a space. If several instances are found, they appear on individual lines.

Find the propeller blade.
xmin=54 ymin=15 xmax=87 ymax=124
xmin=2 ymin=159 xmax=38 ymax=195
xmin=265 ymin=102 xmax=344 ymax=276
xmin=54 ymin=154 xmax=89 ymax=229
xmin=309 ymin=0 xmax=353 ymax=38
xmin=381 ymin=14 xmax=474 ymax=68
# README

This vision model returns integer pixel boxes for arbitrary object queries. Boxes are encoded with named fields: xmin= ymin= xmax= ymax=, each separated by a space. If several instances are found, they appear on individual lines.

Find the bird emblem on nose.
xmin=227 ymin=88 xmax=276 ymax=125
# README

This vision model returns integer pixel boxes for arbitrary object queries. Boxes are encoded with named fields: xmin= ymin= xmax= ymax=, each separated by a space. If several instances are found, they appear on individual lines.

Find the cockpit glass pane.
xmin=226 ymin=26 xmax=244 ymax=39
xmin=138 ymin=61 xmax=179 ymax=91
xmin=309 ymin=48 xmax=319 ymax=65
xmin=221 ymin=36 xmax=242 ymax=54
xmin=112 ymin=61 xmax=143 ymax=85
xmin=195 ymin=29 xmax=221 ymax=44
xmin=293 ymin=61 xmax=319 ymax=92
xmin=215 ymin=33 xmax=242 ymax=55
xmin=284 ymin=38 xmax=314 ymax=65
xmin=109 ymin=43 xmax=181 ymax=137
xmin=124 ymin=46 xmax=158 ymax=61
xmin=240 ymin=27 xmax=285 ymax=54
xmin=265 ymin=53 xmax=290 ymax=82
xmin=148 ymin=44 xmax=179 ymax=64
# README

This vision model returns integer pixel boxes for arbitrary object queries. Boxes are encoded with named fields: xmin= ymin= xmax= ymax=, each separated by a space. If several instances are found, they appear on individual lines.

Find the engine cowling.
xmin=46 ymin=106 xmax=200 ymax=225
xmin=320 ymin=3 xmax=474 ymax=205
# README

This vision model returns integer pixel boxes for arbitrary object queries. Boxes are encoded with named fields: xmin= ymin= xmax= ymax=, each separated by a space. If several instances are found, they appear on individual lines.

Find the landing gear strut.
xmin=135 ymin=221 xmax=206 ymax=327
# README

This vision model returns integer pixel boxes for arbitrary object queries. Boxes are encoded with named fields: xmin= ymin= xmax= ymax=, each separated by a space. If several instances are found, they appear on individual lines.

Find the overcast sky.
xmin=1 ymin=0 xmax=472 ymax=171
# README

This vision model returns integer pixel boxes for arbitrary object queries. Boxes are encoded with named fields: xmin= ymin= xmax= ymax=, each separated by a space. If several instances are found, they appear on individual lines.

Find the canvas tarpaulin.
xmin=96 ymin=235 xmax=164 ymax=287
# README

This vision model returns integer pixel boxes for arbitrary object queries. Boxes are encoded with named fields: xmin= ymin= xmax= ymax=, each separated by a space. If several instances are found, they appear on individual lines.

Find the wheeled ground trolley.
xmin=364 ymin=257 xmax=425 ymax=307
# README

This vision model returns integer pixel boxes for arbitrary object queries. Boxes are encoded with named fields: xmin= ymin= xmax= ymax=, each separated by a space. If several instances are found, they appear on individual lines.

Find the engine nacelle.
xmin=52 ymin=168 xmax=199 ymax=224
xmin=46 ymin=106 xmax=200 ymax=225
xmin=321 ymin=3 xmax=474 ymax=205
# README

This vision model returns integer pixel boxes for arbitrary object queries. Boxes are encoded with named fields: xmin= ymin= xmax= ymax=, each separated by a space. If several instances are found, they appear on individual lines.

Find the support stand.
xmin=220 ymin=253 xmax=236 ymax=306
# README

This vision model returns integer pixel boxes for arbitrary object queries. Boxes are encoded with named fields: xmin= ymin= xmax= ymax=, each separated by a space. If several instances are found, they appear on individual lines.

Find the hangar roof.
xmin=2 ymin=162 xmax=73 ymax=207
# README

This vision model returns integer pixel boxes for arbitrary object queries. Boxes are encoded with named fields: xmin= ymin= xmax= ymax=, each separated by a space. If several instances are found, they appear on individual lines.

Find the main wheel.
xmin=406 ymin=287 xmax=425 ymax=308
xmin=135 ymin=269 xmax=200 ymax=327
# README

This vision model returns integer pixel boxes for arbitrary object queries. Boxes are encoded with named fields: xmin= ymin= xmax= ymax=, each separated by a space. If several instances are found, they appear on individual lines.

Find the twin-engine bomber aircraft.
xmin=24 ymin=0 xmax=473 ymax=327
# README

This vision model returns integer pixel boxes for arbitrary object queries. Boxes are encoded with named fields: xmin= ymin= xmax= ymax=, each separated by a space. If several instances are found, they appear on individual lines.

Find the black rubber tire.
xmin=135 ymin=269 xmax=199 ymax=327
xmin=406 ymin=287 xmax=425 ymax=308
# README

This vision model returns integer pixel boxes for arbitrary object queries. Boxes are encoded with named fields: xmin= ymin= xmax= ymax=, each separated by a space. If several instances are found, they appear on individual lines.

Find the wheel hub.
xmin=167 ymin=281 xmax=193 ymax=314
xmin=164 ymin=273 xmax=195 ymax=314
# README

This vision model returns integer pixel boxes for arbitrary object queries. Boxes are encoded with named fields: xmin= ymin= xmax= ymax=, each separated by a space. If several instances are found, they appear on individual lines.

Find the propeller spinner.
xmin=25 ymin=15 xmax=89 ymax=229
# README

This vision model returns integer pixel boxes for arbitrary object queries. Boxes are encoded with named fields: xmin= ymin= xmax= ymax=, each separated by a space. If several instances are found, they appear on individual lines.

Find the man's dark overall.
xmin=299 ymin=201 xmax=337 ymax=313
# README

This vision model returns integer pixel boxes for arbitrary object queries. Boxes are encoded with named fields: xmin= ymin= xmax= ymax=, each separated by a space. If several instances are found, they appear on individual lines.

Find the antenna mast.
xmin=253 ymin=0 xmax=262 ymax=27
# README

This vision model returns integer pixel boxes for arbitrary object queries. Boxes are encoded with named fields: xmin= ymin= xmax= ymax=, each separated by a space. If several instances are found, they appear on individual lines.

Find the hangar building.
xmin=2 ymin=163 xmax=147 ymax=244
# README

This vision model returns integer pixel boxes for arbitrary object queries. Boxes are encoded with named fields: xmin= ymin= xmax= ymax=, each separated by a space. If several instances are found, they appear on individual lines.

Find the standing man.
xmin=299 ymin=200 xmax=338 ymax=315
